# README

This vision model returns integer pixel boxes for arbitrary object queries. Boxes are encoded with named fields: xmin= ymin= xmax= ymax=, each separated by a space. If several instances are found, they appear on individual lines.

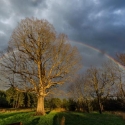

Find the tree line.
xmin=68 ymin=60 xmax=125 ymax=114
xmin=0 ymin=88 xmax=79 ymax=110
xmin=0 ymin=87 xmax=37 ymax=108
xmin=1 ymin=87 xmax=125 ymax=113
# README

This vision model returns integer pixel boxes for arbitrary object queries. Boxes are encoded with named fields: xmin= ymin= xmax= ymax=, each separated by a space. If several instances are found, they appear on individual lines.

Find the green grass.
xmin=0 ymin=111 xmax=125 ymax=125
xmin=54 ymin=112 xmax=125 ymax=125
xmin=0 ymin=111 xmax=56 ymax=125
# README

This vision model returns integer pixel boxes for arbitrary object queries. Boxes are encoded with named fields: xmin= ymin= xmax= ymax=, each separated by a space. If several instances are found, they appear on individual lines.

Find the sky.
xmin=0 ymin=0 xmax=125 ymax=68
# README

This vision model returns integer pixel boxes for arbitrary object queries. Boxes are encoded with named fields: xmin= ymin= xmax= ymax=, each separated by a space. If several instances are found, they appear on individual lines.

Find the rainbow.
xmin=69 ymin=40 xmax=125 ymax=70
xmin=0 ymin=41 xmax=124 ymax=70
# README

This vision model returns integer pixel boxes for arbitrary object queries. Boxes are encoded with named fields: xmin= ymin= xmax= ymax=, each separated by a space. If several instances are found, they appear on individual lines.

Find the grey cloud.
xmin=0 ymin=0 xmax=125 ymax=62
xmin=44 ymin=0 xmax=125 ymax=57
xmin=0 ymin=0 xmax=48 ymax=50
xmin=10 ymin=0 xmax=47 ymax=17
xmin=99 ymin=0 xmax=125 ymax=10
xmin=0 ymin=1 xmax=13 ymax=19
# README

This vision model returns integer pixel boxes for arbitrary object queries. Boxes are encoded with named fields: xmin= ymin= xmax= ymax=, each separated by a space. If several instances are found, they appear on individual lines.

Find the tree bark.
xmin=99 ymin=103 xmax=102 ymax=114
xmin=97 ymin=97 xmax=102 ymax=114
xmin=36 ymin=95 xmax=45 ymax=115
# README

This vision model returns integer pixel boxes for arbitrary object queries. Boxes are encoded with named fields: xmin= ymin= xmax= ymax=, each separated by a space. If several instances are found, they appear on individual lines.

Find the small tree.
xmin=6 ymin=87 xmax=24 ymax=108
xmin=85 ymin=63 xmax=117 ymax=114
xmin=116 ymin=53 xmax=125 ymax=99
xmin=69 ymin=62 xmax=118 ymax=114
xmin=50 ymin=98 xmax=62 ymax=109
xmin=0 ymin=18 xmax=82 ymax=115
xmin=68 ymin=75 xmax=92 ymax=112
xmin=62 ymin=99 xmax=69 ymax=110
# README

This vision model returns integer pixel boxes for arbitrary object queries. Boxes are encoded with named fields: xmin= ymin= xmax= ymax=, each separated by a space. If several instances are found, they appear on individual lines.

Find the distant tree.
xmin=68 ymin=75 xmax=92 ymax=112
xmin=18 ymin=92 xmax=24 ymax=108
xmin=6 ymin=87 xmax=16 ymax=108
xmin=115 ymin=54 xmax=125 ymax=99
xmin=0 ymin=18 xmax=82 ymax=115
xmin=24 ymin=92 xmax=31 ymax=108
xmin=62 ymin=99 xmax=69 ymax=110
xmin=29 ymin=92 xmax=37 ymax=108
xmin=0 ymin=90 xmax=8 ymax=107
xmin=69 ymin=62 xmax=118 ymax=114
xmin=85 ymin=64 xmax=117 ymax=114
xmin=116 ymin=53 xmax=125 ymax=98
xmin=50 ymin=98 xmax=62 ymax=109
xmin=68 ymin=98 xmax=77 ymax=111
xmin=102 ymin=98 xmax=125 ymax=111
xmin=6 ymin=87 xmax=24 ymax=108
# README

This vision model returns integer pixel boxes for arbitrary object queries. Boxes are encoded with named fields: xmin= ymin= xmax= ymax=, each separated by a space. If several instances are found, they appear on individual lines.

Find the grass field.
xmin=0 ymin=110 xmax=125 ymax=125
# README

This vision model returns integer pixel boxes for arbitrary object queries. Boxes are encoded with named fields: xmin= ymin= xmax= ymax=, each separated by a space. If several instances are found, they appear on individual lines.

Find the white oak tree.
xmin=68 ymin=62 xmax=117 ymax=114
xmin=85 ymin=64 xmax=117 ymax=114
xmin=0 ymin=18 xmax=82 ymax=115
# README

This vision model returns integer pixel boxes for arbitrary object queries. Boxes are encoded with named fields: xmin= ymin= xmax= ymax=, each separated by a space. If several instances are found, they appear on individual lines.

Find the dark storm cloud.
xmin=100 ymin=0 xmax=125 ymax=10
xmin=43 ymin=0 xmax=125 ymax=56
xmin=0 ymin=0 xmax=125 ymax=60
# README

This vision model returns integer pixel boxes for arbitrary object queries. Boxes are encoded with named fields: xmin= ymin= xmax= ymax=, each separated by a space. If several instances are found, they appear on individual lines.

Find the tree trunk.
xmin=36 ymin=95 xmax=45 ymax=115
xmin=98 ymin=98 xmax=102 ymax=114
xmin=86 ymin=99 xmax=90 ymax=113
xmin=99 ymin=103 xmax=102 ymax=114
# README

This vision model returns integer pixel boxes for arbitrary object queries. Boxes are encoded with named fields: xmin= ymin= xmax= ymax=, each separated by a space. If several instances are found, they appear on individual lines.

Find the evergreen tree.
xmin=0 ymin=90 xmax=8 ymax=107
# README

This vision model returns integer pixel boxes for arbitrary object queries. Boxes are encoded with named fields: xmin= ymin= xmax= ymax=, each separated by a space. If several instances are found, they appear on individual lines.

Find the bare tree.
xmin=68 ymin=74 xmax=92 ymax=112
xmin=86 ymin=62 xmax=119 ymax=114
xmin=116 ymin=53 xmax=125 ymax=99
xmin=117 ymin=53 xmax=125 ymax=66
xmin=68 ymin=62 xmax=118 ymax=114
xmin=0 ymin=18 xmax=82 ymax=115
xmin=114 ymin=65 xmax=125 ymax=100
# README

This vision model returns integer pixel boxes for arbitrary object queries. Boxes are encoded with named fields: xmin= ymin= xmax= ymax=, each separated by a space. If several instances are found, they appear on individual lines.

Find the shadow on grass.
xmin=46 ymin=111 xmax=51 ymax=114
xmin=53 ymin=112 xmax=84 ymax=125
xmin=53 ymin=112 xmax=125 ymax=125
xmin=30 ymin=117 xmax=40 ymax=125
xmin=53 ymin=114 xmax=59 ymax=125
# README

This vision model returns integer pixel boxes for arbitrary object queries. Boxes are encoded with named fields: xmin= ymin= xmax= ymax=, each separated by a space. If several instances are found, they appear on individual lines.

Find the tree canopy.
xmin=0 ymin=18 xmax=82 ymax=115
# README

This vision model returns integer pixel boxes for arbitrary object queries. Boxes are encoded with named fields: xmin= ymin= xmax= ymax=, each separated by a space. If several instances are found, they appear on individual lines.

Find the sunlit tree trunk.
xmin=36 ymin=60 xmax=46 ymax=115
xmin=36 ymin=95 xmax=45 ymax=115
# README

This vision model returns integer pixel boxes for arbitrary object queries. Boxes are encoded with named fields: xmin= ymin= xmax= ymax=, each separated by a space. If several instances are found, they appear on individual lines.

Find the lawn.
xmin=0 ymin=111 xmax=125 ymax=125
xmin=54 ymin=112 xmax=125 ymax=125
xmin=0 ymin=111 xmax=55 ymax=125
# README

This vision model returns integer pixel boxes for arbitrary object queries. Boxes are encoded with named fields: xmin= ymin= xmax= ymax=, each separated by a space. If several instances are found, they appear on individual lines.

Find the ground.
xmin=0 ymin=110 xmax=125 ymax=125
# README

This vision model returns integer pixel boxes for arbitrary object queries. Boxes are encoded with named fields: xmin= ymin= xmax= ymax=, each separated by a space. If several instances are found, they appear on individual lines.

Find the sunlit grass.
xmin=0 ymin=111 xmax=56 ymax=125
xmin=0 ymin=110 xmax=125 ymax=125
